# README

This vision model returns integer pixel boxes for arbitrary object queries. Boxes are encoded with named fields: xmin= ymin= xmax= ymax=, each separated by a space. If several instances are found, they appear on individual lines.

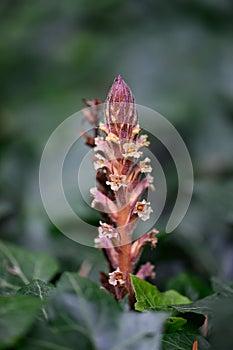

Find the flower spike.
xmin=83 ymin=76 xmax=158 ymax=307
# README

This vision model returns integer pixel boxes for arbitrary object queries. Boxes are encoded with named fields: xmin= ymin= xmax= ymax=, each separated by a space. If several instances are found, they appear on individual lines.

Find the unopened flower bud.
xmin=105 ymin=75 xmax=138 ymax=139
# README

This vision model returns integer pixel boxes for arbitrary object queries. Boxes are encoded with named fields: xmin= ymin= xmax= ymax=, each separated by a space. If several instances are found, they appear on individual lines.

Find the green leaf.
xmin=56 ymin=272 xmax=122 ymax=313
xmin=0 ymin=295 xmax=41 ymax=349
xmin=57 ymin=271 xmax=118 ymax=298
xmin=162 ymin=332 xmax=210 ymax=350
xmin=17 ymin=280 xmax=55 ymax=321
xmin=172 ymin=294 xmax=220 ymax=316
xmin=0 ymin=240 xmax=59 ymax=295
xmin=20 ymin=273 xmax=168 ymax=350
xmin=209 ymin=296 xmax=233 ymax=350
xmin=166 ymin=273 xmax=211 ymax=301
xmin=173 ymin=291 xmax=233 ymax=350
xmin=17 ymin=279 xmax=54 ymax=299
xmin=211 ymin=277 xmax=233 ymax=296
xmin=171 ymin=278 xmax=233 ymax=318
xmin=165 ymin=317 xmax=187 ymax=333
xmin=131 ymin=275 xmax=191 ymax=312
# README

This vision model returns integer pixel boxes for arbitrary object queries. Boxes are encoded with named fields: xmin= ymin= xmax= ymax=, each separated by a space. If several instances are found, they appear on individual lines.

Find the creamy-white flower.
xmin=137 ymin=134 xmax=150 ymax=147
xmin=106 ymin=174 xmax=127 ymax=191
xmin=98 ymin=221 xmax=118 ymax=239
xmin=133 ymin=199 xmax=153 ymax=221
xmin=146 ymin=174 xmax=155 ymax=190
xmin=105 ymin=133 xmax=120 ymax=143
xmin=139 ymin=157 xmax=152 ymax=173
xmin=108 ymin=267 xmax=125 ymax=287
xmin=122 ymin=142 xmax=142 ymax=159
xmin=93 ymin=153 xmax=107 ymax=170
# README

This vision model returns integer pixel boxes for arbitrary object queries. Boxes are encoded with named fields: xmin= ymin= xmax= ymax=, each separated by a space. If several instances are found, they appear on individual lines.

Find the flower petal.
xmin=136 ymin=262 xmax=156 ymax=280
xmin=90 ymin=187 xmax=118 ymax=221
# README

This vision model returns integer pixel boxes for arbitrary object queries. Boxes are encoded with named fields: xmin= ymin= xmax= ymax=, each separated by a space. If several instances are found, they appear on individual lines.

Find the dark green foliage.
xmin=0 ymin=240 xmax=59 ymax=295
xmin=0 ymin=227 xmax=232 ymax=349
xmin=0 ymin=242 xmax=168 ymax=350
xmin=17 ymin=280 xmax=54 ymax=299
xmin=0 ymin=295 xmax=41 ymax=349
xmin=162 ymin=333 xmax=210 ymax=350
xmin=131 ymin=275 xmax=212 ymax=349
xmin=166 ymin=273 xmax=211 ymax=301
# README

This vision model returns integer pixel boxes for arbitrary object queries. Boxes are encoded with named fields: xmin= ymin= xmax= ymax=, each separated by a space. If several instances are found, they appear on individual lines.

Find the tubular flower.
xmin=136 ymin=262 xmax=156 ymax=280
xmin=98 ymin=221 xmax=119 ymax=239
xmin=122 ymin=142 xmax=143 ymax=159
xmin=139 ymin=157 xmax=152 ymax=173
xmin=106 ymin=174 xmax=128 ymax=191
xmin=83 ymin=76 xmax=158 ymax=306
xmin=93 ymin=153 xmax=107 ymax=170
xmin=109 ymin=267 xmax=125 ymax=287
xmin=133 ymin=199 xmax=153 ymax=221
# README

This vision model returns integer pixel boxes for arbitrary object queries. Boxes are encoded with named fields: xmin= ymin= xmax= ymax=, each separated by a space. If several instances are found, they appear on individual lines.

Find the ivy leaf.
xmin=171 ymin=278 xmax=233 ymax=318
xmin=0 ymin=240 xmax=59 ymax=295
xmin=0 ymin=295 xmax=41 ymax=349
xmin=162 ymin=332 xmax=210 ymax=350
xmin=171 ymin=278 xmax=233 ymax=316
xmin=17 ymin=280 xmax=54 ymax=299
xmin=17 ymin=280 xmax=54 ymax=321
xmin=172 ymin=286 xmax=233 ymax=350
xmin=19 ymin=273 xmax=168 ymax=350
xmin=172 ymin=294 xmax=220 ymax=316
xmin=131 ymin=275 xmax=191 ymax=312
xmin=56 ymin=272 xmax=121 ymax=308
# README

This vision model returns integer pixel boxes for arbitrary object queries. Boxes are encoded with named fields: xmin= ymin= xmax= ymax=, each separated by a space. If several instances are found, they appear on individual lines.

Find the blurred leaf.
xmin=17 ymin=279 xmax=54 ymax=322
xmin=173 ymin=292 xmax=233 ymax=350
xmin=162 ymin=332 xmax=210 ymax=350
xmin=172 ymin=294 xmax=219 ymax=316
xmin=19 ymin=273 xmax=168 ymax=350
xmin=166 ymin=273 xmax=211 ymax=301
xmin=173 ymin=278 xmax=233 ymax=316
xmin=131 ymin=275 xmax=191 ymax=312
xmin=56 ymin=272 xmax=121 ymax=309
xmin=17 ymin=279 xmax=54 ymax=299
xmin=211 ymin=277 xmax=233 ymax=296
xmin=0 ymin=295 xmax=41 ymax=349
xmin=173 ymin=295 xmax=218 ymax=315
xmin=209 ymin=296 xmax=233 ymax=350
xmin=0 ymin=240 xmax=59 ymax=295
xmin=165 ymin=317 xmax=187 ymax=333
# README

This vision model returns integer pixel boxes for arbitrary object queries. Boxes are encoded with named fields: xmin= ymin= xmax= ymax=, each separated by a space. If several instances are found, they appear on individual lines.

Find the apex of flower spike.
xmin=107 ymin=75 xmax=134 ymax=105
xmin=105 ymin=75 xmax=138 ymax=139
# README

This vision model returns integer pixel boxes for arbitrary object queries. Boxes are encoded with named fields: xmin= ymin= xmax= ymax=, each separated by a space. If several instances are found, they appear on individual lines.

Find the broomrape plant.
xmin=82 ymin=76 xmax=158 ymax=307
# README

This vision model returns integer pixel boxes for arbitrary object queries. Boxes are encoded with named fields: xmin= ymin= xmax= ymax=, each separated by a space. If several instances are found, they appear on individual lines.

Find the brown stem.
xmin=117 ymin=207 xmax=135 ymax=307
xmin=117 ymin=207 xmax=131 ymax=275
xmin=118 ymin=243 xmax=131 ymax=275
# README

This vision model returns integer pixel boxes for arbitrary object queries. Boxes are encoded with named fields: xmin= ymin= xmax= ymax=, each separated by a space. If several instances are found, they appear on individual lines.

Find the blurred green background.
xmin=0 ymin=0 xmax=233 ymax=290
